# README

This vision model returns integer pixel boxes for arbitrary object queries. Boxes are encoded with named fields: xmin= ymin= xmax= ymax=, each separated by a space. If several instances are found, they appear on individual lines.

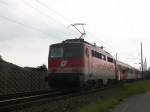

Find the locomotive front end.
xmin=48 ymin=40 xmax=84 ymax=89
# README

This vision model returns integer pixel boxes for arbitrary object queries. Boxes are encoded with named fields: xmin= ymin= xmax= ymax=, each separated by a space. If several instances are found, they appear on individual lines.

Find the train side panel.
xmin=83 ymin=43 xmax=116 ymax=83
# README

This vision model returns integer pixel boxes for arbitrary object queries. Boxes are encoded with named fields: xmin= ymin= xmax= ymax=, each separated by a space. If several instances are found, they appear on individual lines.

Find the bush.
xmin=36 ymin=64 xmax=47 ymax=72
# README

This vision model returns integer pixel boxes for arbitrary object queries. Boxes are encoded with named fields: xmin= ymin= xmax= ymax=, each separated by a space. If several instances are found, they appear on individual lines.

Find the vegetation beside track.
xmin=79 ymin=80 xmax=150 ymax=112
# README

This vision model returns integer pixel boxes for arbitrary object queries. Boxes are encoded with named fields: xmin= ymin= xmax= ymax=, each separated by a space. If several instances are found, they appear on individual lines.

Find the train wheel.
xmin=103 ymin=79 xmax=108 ymax=85
xmin=98 ymin=79 xmax=103 ymax=88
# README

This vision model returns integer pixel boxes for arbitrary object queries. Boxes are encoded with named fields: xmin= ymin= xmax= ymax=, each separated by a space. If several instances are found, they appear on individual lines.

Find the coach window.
xmin=96 ymin=52 xmax=98 ymax=58
xmin=95 ymin=52 xmax=97 ymax=57
xmin=96 ymin=52 xmax=99 ymax=58
xmin=92 ymin=50 xmax=94 ymax=57
xmin=94 ymin=51 xmax=97 ymax=57
xmin=98 ymin=53 xmax=102 ymax=59
xmin=93 ymin=51 xmax=96 ymax=57
xmin=107 ymin=57 xmax=113 ymax=63
xmin=129 ymin=69 xmax=133 ymax=73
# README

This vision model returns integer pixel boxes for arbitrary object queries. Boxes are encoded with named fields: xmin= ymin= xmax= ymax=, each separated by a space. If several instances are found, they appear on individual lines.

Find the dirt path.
xmin=111 ymin=91 xmax=150 ymax=112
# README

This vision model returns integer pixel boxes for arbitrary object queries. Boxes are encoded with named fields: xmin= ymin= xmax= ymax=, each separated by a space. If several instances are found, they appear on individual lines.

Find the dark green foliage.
xmin=0 ymin=56 xmax=22 ymax=71
xmin=144 ymin=71 xmax=150 ymax=79
xmin=36 ymin=64 xmax=47 ymax=72
xmin=24 ymin=64 xmax=47 ymax=72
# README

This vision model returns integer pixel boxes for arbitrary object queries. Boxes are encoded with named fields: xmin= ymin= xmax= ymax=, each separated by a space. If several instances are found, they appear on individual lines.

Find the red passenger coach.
xmin=116 ymin=61 xmax=142 ymax=81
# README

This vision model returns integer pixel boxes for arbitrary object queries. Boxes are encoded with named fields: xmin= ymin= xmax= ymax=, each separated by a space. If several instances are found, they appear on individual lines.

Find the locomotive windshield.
xmin=64 ymin=44 xmax=83 ymax=58
xmin=50 ymin=47 xmax=63 ymax=58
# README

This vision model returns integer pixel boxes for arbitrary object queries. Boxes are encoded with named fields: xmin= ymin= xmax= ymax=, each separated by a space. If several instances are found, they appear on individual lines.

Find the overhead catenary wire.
xmin=35 ymin=0 xmax=73 ymax=24
xmin=0 ymin=0 xmax=67 ymax=29
xmin=0 ymin=0 xmax=8 ymax=5
xmin=0 ymin=0 xmax=67 ymax=38
xmin=0 ymin=15 xmax=59 ymax=38
xmin=23 ymin=0 xmax=85 ymax=40
xmin=21 ymin=0 xmax=66 ymax=27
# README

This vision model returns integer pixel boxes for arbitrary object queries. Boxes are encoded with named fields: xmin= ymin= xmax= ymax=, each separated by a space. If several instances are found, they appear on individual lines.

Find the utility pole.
xmin=115 ymin=53 xmax=119 ymax=80
xmin=144 ymin=57 xmax=147 ymax=71
xmin=141 ymin=42 xmax=144 ymax=79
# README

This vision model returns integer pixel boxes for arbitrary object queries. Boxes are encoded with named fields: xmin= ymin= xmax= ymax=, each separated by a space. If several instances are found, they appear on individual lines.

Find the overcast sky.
xmin=0 ymin=0 xmax=150 ymax=69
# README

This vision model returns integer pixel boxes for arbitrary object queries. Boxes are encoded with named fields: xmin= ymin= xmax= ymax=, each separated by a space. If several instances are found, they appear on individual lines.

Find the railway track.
xmin=0 ymin=90 xmax=52 ymax=101
xmin=0 ymin=86 xmax=116 ymax=112
xmin=0 ymin=90 xmax=63 ymax=112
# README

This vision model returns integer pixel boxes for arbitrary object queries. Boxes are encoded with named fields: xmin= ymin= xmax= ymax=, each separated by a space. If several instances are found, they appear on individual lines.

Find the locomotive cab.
xmin=48 ymin=39 xmax=85 ymax=89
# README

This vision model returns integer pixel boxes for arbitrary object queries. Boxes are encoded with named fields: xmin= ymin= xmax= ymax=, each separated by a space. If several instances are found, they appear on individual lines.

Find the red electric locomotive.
xmin=48 ymin=38 xmax=118 ymax=89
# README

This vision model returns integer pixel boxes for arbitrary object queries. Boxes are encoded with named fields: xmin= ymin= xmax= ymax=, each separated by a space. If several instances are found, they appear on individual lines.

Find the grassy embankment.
xmin=79 ymin=80 xmax=150 ymax=112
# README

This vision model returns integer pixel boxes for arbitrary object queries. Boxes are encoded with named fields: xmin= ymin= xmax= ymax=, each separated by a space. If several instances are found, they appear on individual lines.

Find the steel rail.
xmin=0 ymin=90 xmax=53 ymax=101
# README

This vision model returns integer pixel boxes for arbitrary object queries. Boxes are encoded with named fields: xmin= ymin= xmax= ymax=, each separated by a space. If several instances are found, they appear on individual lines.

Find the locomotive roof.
xmin=50 ymin=38 xmax=85 ymax=46
xmin=51 ymin=38 xmax=96 ymax=46
xmin=62 ymin=38 xmax=92 ymax=45
xmin=50 ymin=38 xmax=113 ymax=57
xmin=64 ymin=39 xmax=112 ymax=55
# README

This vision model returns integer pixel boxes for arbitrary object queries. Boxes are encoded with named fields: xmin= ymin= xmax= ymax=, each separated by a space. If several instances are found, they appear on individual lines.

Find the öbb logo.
xmin=60 ymin=60 xmax=67 ymax=67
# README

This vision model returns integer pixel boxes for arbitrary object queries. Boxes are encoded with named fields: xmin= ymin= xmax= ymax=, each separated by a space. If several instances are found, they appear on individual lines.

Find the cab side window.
xmin=86 ymin=48 xmax=89 ymax=57
xmin=91 ymin=50 xmax=106 ymax=61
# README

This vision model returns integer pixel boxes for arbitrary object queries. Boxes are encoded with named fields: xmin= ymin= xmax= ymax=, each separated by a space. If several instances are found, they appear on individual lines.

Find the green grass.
xmin=79 ymin=80 xmax=150 ymax=112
